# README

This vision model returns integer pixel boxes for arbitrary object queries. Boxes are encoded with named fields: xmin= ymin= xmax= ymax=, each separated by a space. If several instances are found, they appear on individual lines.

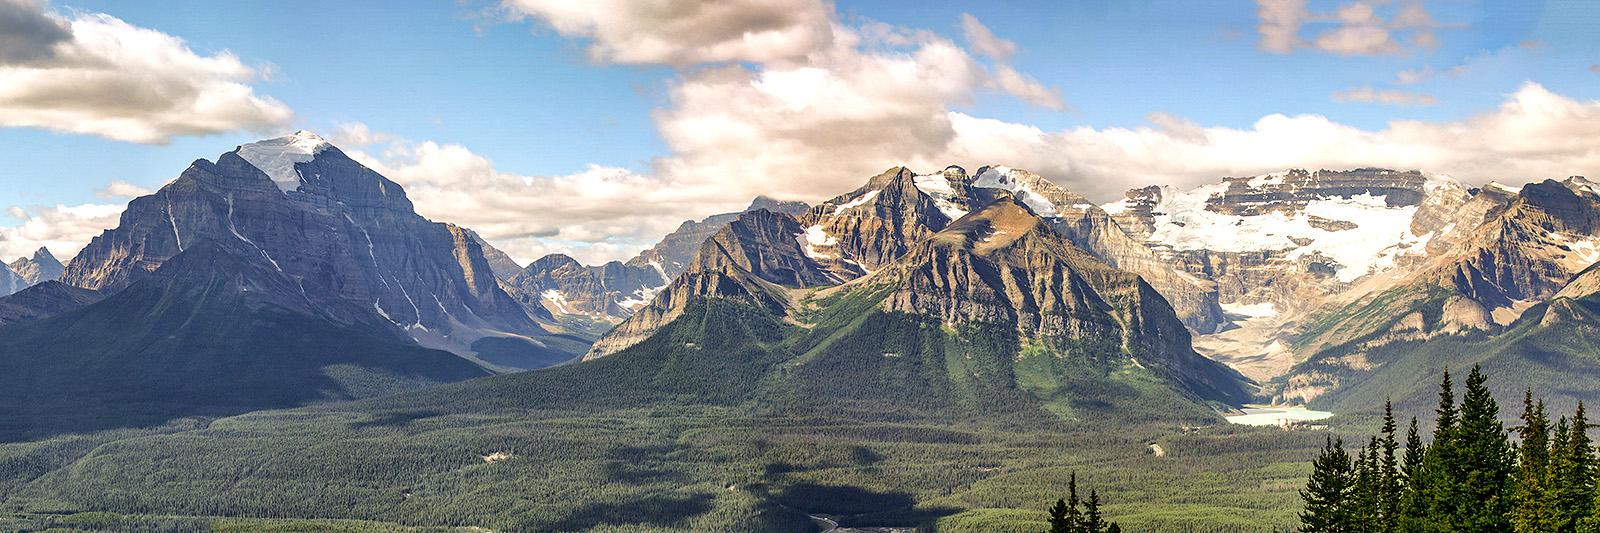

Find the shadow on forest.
xmin=346 ymin=410 xmax=441 ymax=429
xmin=534 ymin=494 xmax=715 ymax=532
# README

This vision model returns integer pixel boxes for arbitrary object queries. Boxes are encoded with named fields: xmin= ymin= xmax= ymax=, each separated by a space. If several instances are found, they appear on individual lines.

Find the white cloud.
xmin=497 ymin=0 xmax=836 ymax=66
xmin=930 ymin=82 xmax=1600 ymax=200
xmin=992 ymin=64 xmax=1067 ymax=111
xmin=0 ymin=202 xmax=124 ymax=262
xmin=0 ymin=0 xmax=292 ymax=144
xmin=93 ymin=180 xmax=152 ymax=199
xmin=1331 ymin=86 xmax=1437 ymax=106
xmin=380 ymin=0 xmax=1600 ymax=268
xmin=1255 ymin=0 xmax=1447 ymax=56
xmin=959 ymin=13 xmax=1015 ymax=60
xmin=338 ymin=133 xmax=729 ymax=265
xmin=1255 ymin=0 xmax=1308 ymax=54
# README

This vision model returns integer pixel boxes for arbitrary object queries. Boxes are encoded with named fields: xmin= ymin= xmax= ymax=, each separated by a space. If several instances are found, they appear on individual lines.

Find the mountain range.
xmin=6 ymin=131 xmax=1600 ymax=531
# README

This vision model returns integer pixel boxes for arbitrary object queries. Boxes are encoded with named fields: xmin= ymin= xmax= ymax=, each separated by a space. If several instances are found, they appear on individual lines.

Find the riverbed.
xmin=1225 ymin=406 xmax=1334 ymax=426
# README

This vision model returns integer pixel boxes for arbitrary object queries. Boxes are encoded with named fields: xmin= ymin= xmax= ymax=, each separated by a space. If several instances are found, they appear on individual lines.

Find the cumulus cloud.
xmin=1331 ymin=86 xmax=1437 ymax=106
xmin=0 ymin=202 xmax=124 ymax=262
xmin=0 ymin=0 xmax=68 ymax=64
xmin=394 ymin=0 xmax=1599 ymax=268
xmin=498 ymin=0 xmax=835 ymax=66
xmin=336 ymin=132 xmax=726 ymax=265
xmin=1256 ymin=0 xmax=1447 ymax=56
xmin=0 ymin=0 xmax=292 ymax=144
xmin=929 ymin=82 xmax=1600 ymax=201
xmin=317 ymin=83 xmax=1600 ymax=264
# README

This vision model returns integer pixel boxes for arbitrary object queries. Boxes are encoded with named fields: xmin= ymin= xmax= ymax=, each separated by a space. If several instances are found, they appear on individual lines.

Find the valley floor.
xmin=0 ymin=405 xmax=1332 ymax=533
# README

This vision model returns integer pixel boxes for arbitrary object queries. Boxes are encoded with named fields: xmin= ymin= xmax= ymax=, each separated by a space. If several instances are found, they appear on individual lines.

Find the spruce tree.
xmin=1511 ymin=391 xmax=1555 ymax=533
xmin=1380 ymin=401 xmax=1402 ymax=533
xmin=1302 ymin=436 xmax=1355 ymax=533
xmin=1084 ymin=489 xmax=1107 ymax=533
xmin=1047 ymin=498 xmax=1073 ymax=533
xmin=1351 ymin=437 xmax=1382 ymax=531
xmin=1556 ymin=403 xmax=1595 ymax=531
xmin=1453 ymin=364 xmax=1514 ymax=532
xmin=1402 ymin=371 xmax=1458 ymax=533
xmin=1399 ymin=416 xmax=1427 ymax=532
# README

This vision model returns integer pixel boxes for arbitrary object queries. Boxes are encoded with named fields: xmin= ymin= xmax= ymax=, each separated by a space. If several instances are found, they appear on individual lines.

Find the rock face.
xmin=7 ymin=248 xmax=64 ymax=287
xmin=966 ymin=166 xmax=1225 ymax=332
xmin=460 ymin=228 xmax=523 ymax=281
xmin=873 ymin=197 xmax=1251 ymax=404
xmin=60 ymin=131 xmax=545 ymax=356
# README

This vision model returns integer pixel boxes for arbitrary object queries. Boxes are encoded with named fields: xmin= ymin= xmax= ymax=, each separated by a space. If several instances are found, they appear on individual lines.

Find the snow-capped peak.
xmin=973 ymin=166 xmax=1060 ymax=217
xmin=236 ymin=130 xmax=332 ymax=193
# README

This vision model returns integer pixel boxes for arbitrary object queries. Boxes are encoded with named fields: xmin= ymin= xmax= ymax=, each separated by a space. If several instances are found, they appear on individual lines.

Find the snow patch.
xmin=973 ymin=168 xmax=1059 ymax=217
xmin=913 ymin=173 xmax=970 ymax=219
xmin=542 ymin=289 xmax=573 ymax=315
xmin=1248 ymin=170 xmax=1290 ymax=188
xmin=1143 ymin=185 xmax=1421 ymax=282
xmin=796 ymin=224 xmax=839 ymax=260
xmin=1487 ymin=181 xmax=1523 ymax=194
xmin=164 ymin=191 xmax=184 ymax=252
xmin=1099 ymin=198 xmax=1132 ymax=216
xmin=832 ymin=189 xmax=881 ymax=214
xmin=226 ymin=194 xmax=284 ymax=273
xmin=1548 ymin=232 xmax=1600 ymax=265
xmin=1221 ymin=301 xmax=1278 ymax=319
xmin=235 ymin=130 xmax=330 ymax=193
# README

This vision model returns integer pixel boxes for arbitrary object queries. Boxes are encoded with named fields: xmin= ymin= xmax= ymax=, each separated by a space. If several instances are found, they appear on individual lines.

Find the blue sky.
xmin=2 ymin=0 xmax=1599 ymax=264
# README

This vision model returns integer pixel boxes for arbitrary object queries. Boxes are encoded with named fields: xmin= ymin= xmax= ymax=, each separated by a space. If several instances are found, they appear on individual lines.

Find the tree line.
xmin=1300 ymin=364 xmax=1600 ymax=532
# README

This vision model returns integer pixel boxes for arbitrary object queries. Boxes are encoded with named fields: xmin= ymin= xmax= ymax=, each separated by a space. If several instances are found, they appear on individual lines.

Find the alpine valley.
xmin=6 ymin=132 xmax=1600 ymax=532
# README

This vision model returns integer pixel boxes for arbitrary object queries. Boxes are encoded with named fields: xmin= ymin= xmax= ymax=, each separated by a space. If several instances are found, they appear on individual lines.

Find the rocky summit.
xmin=6 ymin=247 xmax=64 ymax=288
xmin=61 ymin=131 xmax=547 ymax=358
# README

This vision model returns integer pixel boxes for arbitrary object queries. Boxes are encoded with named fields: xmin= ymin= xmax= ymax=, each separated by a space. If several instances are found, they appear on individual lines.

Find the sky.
xmin=1 ymin=0 xmax=1599 ymax=266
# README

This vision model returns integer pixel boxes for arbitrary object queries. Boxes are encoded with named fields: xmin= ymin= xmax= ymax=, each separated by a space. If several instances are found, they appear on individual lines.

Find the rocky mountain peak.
xmin=922 ymin=194 xmax=1052 ymax=253
xmin=234 ymin=130 xmax=333 ymax=193
xmin=60 ymin=133 xmax=546 ymax=358
xmin=7 ymin=247 xmax=64 ymax=286
xmin=531 ymin=253 xmax=584 ymax=272
xmin=746 ymin=195 xmax=810 ymax=214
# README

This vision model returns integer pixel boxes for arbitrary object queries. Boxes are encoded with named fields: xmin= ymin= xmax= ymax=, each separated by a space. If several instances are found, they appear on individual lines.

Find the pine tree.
xmin=1511 ymin=391 xmax=1555 ymax=533
xmin=1302 ymin=436 xmax=1355 ymax=533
